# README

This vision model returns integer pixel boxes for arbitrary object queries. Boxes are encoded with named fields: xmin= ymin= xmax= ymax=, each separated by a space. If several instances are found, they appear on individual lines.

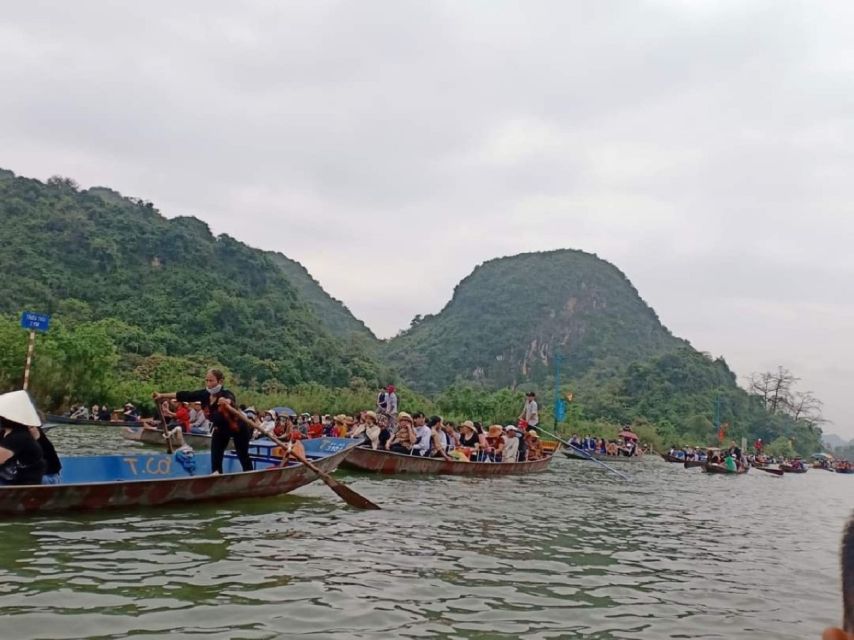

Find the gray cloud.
xmin=1 ymin=0 xmax=852 ymax=434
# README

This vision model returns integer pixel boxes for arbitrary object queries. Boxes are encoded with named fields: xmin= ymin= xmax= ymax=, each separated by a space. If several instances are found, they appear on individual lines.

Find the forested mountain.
xmin=0 ymin=169 xmax=383 ymax=390
xmin=0 ymin=169 xmax=824 ymax=454
xmin=384 ymin=249 xmax=686 ymax=394
xmin=266 ymin=252 xmax=376 ymax=341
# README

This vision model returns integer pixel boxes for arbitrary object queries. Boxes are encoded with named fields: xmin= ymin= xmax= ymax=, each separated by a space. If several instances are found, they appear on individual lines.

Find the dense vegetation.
xmin=383 ymin=249 xmax=686 ymax=394
xmin=0 ymin=170 xmax=386 ymax=394
xmin=0 ymin=170 xmax=825 ymax=456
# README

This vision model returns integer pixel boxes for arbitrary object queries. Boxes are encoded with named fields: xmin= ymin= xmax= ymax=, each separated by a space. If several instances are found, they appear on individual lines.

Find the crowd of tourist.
xmin=568 ymin=433 xmax=640 ymax=457
xmin=68 ymin=386 xmax=549 ymax=464
xmin=232 ymin=408 xmax=547 ymax=463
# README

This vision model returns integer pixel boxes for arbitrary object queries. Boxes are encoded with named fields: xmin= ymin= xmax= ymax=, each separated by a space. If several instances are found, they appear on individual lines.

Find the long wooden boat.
xmin=0 ymin=437 xmax=358 ymax=515
xmin=835 ymin=467 xmax=854 ymax=474
xmin=563 ymin=449 xmax=642 ymax=462
xmin=122 ymin=426 xmax=220 ymax=450
xmin=704 ymin=463 xmax=749 ymax=475
xmin=661 ymin=452 xmax=685 ymax=463
xmin=779 ymin=464 xmax=808 ymax=474
xmin=46 ymin=414 xmax=139 ymax=427
xmin=342 ymin=446 xmax=553 ymax=475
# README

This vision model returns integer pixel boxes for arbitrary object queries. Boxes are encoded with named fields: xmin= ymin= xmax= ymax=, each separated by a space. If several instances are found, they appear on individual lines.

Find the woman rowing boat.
xmin=152 ymin=368 xmax=252 ymax=475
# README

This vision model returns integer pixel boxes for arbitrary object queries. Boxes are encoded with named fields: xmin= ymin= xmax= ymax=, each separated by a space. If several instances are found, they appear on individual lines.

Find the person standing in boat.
xmin=519 ymin=392 xmax=539 ymax=429
xmin=152 ymin=368 xmax=253 ymax=474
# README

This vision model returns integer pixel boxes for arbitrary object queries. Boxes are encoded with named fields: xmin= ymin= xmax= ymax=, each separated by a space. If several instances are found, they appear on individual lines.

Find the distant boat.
xmin=704 ymin=463 xmax=749 ymax=475
xmin=562 ymin=449 xmax=642 ymax=462
xmin=45 ymin=414 xmax=139 ymax=427
xmin=0 ymin=437 xmax=358 ymax=515
xmin=342 ymin=447 xmax=553 ymax=475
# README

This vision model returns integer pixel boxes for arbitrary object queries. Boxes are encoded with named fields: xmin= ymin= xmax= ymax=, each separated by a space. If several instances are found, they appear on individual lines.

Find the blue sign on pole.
xmin=555 ymin=399 xmax=567 ymax=422
xmin=20 ymin=311 xmax=50 ymax=333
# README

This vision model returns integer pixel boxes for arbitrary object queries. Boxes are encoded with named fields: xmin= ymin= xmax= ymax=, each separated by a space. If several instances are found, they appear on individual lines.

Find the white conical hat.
xmin=0 ymin=390 xmax=42 ymax=427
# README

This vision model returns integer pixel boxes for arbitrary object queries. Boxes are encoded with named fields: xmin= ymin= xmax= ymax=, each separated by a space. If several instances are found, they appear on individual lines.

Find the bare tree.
xmin=749 ymin=366 xmax=799 ymax=414
xmin=785 ymin=390 xmax=825 ymax=425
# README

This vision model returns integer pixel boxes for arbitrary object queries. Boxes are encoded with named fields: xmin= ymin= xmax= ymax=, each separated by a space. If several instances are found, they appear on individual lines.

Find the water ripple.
xmin=0 ymin=436 xmax=849 ymax=639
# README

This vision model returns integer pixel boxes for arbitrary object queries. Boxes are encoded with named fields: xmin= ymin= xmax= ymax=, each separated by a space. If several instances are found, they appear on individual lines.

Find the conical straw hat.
xmin=0 ymin=390 xmax=42 ymax=427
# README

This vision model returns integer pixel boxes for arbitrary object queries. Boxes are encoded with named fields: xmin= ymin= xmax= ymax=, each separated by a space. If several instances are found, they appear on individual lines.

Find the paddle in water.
xmin=224 ymin=405 xmax=380 ymax=510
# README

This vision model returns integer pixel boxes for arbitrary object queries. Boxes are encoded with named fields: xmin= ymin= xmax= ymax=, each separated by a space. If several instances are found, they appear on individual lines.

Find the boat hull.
xmin=704 ymin=463 xmax=749 ymax=475
xmin=342 ymin=447 xmax=553 ymax=475
xmin=563 ymin=449 xmax=641 ymax=462
xmin=46 ymin=414 xmax=139 ymax=427
xmin=0 ymin=438 xmax=358 ymax=514
xmin=122 ymin=426 xmax=220 ymax=450
xmin=779 ymin=464 xmax=807 ymax=474
xmin=661 ymin=453 xmax=685 ymax=463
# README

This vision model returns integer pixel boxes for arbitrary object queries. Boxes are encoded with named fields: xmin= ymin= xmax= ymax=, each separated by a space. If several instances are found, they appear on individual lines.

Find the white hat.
xmin=505 ymin=424 xmax=518 ymax=432
xmin=0 ymin=390 xmax=42 ymax=427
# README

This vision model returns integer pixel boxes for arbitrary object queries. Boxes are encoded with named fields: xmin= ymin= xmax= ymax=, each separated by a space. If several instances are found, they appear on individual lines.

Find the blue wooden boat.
xmin=0 ymin=437 xmax=358 ymax=515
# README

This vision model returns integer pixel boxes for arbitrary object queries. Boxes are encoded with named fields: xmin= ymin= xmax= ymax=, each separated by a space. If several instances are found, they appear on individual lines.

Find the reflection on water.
xmin=0 ymin=428 xmax=849 ymax=639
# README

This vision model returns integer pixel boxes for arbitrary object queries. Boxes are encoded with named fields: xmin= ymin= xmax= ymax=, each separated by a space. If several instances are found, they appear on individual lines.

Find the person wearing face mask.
xmin=152 ymin=368 xmax=252 ymax=474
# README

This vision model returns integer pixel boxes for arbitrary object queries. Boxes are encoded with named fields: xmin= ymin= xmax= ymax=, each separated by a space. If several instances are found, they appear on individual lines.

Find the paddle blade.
xmin=326 ymin=479 xmax=381 ymax=510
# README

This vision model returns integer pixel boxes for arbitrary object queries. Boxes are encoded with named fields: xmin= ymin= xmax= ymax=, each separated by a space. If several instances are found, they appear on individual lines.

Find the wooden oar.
xmin=157 ymin=401 xmax=174 ymax=454
xmin=224 ymin=405 xmax=380 ymax=510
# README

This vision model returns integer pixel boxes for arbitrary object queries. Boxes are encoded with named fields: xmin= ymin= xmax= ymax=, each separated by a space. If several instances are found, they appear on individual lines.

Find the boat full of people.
xmin=562 ymin=429 xmax=643 ymax=462
xmin=342 ymin=417 xmax=554 ymax=476
xmin=0 ymin=436 xmax=359 ymax=515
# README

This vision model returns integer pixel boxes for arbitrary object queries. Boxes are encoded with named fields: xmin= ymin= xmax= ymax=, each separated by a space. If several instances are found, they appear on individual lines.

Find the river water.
xmin=0 ymin=428 xmax=849 ymax=639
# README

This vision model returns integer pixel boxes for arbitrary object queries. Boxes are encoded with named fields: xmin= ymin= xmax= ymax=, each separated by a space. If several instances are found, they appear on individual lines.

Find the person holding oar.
xmin=152 ymin=368 xmax=253 ymax=474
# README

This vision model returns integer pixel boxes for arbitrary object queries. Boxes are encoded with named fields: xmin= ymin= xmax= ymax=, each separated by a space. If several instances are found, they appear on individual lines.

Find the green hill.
xmin=383 ymin=249 xmax=686 ymax=394
xmin=266 ymin=252 xmax=376 ymax=341
xmin=0 ymin=170 xmax=383 ymax=390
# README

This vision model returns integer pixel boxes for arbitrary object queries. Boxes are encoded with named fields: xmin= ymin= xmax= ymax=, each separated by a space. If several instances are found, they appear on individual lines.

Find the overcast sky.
xmin=1 ymin=1 xmax=852 ymax=435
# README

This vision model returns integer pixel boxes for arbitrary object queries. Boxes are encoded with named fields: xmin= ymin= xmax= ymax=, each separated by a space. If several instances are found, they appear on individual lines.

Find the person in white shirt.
xmin=519 ymin=392 xmax=539 ymax=428
xmin=252 ymin=409 xmax=277 ymax=438
xmin=502 ymin=425 xmax=520 ymax=463
xmin=189 ymin=401 xmax=212 ymax=434
xmin=411 ymin=412 xmax=432 ymax=456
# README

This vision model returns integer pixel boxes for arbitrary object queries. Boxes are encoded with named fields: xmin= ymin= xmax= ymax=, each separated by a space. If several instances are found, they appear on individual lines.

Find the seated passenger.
xmin=388 ymin=412 xmax=416 ymax=453
xmin=526 ymin=430 xmax=544 ymax=460
xmin=331 ymin=414 xmax=349 ymax=437
xmin=30 ymin=424 xmax=61 ymax=484
xmin=458 ymin=420 xmax=480 ymax=460
xmin=307 ymin=414 xmax=324 ymax=439
xmin=412 ymin=412 xmax=432 ymax=457
xmin=485 ymin=424 xmax=505 ymax=461
xmin=254 ymin=409 xmax=277 ymax=438
xmin=0 ymin=390 xmax=46 ymax=486
xmin=377 ymin=415 xmax=392 ymax=451
xmin=362 ymin=411 xmax=380 ymax=448
xmin=502 ymin=425 xmax=520 ymax=463
xmin=69 ymin=404 xmax=88 ymax=420
xmin=174 ymin=401 xmax=191 ymax=433
xmin=428 ymin=416 xmax=452 ymax=461
xmin=123 ymin=403 xmax=140 ymax=422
